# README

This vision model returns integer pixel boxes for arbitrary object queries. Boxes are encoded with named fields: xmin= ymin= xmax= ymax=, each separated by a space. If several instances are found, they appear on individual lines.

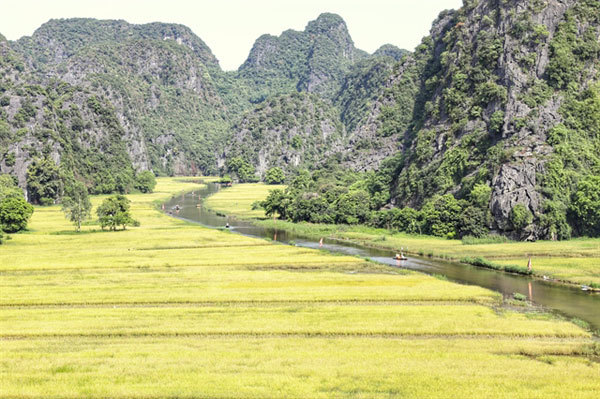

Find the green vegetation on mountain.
xmin=225 ymin=92 xmax=345 ymax=177
xmin=1 ymin=1 xmax=599 ymax=240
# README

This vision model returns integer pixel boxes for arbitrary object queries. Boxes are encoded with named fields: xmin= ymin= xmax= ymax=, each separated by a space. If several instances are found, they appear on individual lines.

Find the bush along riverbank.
xmin=198 ymin=182 xmax=600 ymax=291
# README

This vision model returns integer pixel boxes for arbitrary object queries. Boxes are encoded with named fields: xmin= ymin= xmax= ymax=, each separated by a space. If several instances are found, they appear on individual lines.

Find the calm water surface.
xmin=164 ymin=183 xmax=600 ymax=332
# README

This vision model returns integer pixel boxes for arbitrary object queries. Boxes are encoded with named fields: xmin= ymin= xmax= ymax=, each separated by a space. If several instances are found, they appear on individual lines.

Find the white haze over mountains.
xmin=0 ymin=0 xmax=462 ymax=70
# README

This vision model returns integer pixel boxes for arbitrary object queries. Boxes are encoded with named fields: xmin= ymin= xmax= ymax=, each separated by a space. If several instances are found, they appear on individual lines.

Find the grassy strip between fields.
xmin=1 ymin=178 xmax=599 ymax=398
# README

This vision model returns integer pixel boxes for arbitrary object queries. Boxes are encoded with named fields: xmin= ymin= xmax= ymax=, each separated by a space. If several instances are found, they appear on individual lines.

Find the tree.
xmin=0 ymin=174 xmax=34 ymax=234
xmin=96 ymin=194 xmax=138 ymax=231
xmin=332 ymin=190 xmax=371 ymax=224
xmin=570 ymin=175 xmax=600 ymax=236
xmin=510 ymin=204 xmax=533 ymax=231
xmin=264 ymin=167 xmax=285 ymax=184
xmin=134 ymin=171 xmax=157 ymax=193
xmin=470 ymin=183 xmax=492 ymax=208
xmin=61 ymin=181 xmax=92 ymax=232
xmin=0 ymin=174 xmax=22 ymax=201
xmin=0 ymin=196 xmax=34 ymax=233
xmin=226 ymin=157 xmax=258 ymax=183
xmin=420 ymin=194 xmax=464 ymax=238
xmin=260 ymin=189 xmax=291 ymax=219
xmin=26 ymin=157 xmax=62 ymax=205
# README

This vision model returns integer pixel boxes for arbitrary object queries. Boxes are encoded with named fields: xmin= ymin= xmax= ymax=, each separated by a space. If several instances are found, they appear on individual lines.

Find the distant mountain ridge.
xmin=1 ymin=2 xmax=598 ymax=239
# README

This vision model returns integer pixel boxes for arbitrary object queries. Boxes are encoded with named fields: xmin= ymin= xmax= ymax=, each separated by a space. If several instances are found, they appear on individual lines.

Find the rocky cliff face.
xmin=2 ymin=19 xmax=232 ymax=183
xmin=223 ymin=92 xmax=344 ymax=177
xmin=382 ymin=0 xmax=599 ymax=239
xmin=0 ymin=37 xmax=138 ymax=192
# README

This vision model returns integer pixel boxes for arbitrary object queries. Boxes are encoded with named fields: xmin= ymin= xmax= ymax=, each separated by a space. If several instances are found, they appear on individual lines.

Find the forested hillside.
xmin=378 ymin=0 xmax=600 ymax=239
xmin=1 ymin=1 xmax=599 ymax=239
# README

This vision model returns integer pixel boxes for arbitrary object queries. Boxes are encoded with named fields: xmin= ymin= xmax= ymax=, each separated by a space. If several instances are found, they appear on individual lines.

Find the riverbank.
xmin=205 ymin=182 xmax=600 ymax=290
xmin=2 ymin=177 xmax=599 ymax=397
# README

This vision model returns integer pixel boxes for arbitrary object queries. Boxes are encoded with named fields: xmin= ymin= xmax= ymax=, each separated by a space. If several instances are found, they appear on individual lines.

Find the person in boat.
xmin=395 ymin=252 xmax=407 ymax=261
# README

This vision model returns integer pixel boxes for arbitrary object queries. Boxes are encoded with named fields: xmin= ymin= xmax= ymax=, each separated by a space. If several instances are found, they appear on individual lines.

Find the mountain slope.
xmin=379 ymin=0 xmax=599 ymax=239
xmin=237 ymin=13 xmax=368 ymax=101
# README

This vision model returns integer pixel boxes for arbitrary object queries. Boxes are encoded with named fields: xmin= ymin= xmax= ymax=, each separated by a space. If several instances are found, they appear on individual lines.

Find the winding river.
xmin=164 ymin=182 xmax=600 ymax=332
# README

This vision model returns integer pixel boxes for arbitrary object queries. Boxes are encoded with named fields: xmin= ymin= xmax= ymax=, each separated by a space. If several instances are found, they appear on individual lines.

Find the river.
xmin=164 ymin=182 xmax=600 ymax=332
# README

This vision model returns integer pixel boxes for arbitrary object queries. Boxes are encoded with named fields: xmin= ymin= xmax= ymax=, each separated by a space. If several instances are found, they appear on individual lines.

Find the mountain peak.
xmin=305 ymin=13 xmax=347 ymax=34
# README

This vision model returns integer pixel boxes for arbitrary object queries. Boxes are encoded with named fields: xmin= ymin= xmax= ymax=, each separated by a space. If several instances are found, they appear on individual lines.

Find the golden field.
xmin=1 ymin=178 xmax=599 ymax=398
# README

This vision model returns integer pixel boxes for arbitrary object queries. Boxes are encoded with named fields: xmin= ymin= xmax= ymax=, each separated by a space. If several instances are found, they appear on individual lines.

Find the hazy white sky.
xmin=0 ymin=0 xmax=463 ymax=70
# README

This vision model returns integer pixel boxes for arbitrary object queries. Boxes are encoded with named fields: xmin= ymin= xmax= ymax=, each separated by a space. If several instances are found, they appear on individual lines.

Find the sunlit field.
xmin=204 ymin=182 xmax=284 ymax=218
xmin=1 ymin=178 xmax=599 ymax=398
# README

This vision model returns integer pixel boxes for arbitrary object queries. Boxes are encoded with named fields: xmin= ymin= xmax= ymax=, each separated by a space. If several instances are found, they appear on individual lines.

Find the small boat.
xmin=581 ymin=285 xmax=590 ymax=291
xmin=394 ymin=253 xmax=408 ymax=261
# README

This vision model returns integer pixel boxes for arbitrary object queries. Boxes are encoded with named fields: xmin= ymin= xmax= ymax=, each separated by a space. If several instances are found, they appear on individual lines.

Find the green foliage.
xmin=0 ymin=175 xmax=33 ymax=234
xmin=0 ymin=195 xmax=34 ymax=233
xmin=226 ymin=157 xmax=258 ymax=183
xmin=61 ymin=181 xmax=92 ymax=232
xmin=420 ymin=194 xmax=464 ymax=239
xmin=264 ymin=167 xmax=285 ymax=185
xmin=96 ymin=195 xmax=139 ymax=231
xmin=470 ymin=183 xmax=492 ymax=208
xmin=260 ymin=189 xmax=291 ymax=219
xmin=26 ymin=157 xmax=62 ymax=205
xmin=488 ymin=111 xmax=505 ymax=134
xmin=513 ymin=292 xmax=527 ymax=301
xmin=134 ymin=171 xmax=157 ymax=193
xmin=569 ymin=176 xmax=600 ymax=236
xmin=509 ymin=204 xmax=533 ymax=231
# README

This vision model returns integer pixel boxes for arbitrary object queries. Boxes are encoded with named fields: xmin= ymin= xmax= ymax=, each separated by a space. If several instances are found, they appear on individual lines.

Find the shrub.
xmin=510 ymin=204 xmax=533 ymax=231
xmin=134 ymin=171 xmax=156 ymax=193
xmin=513 ymin=292 xmax=527 ymax=301
xmin=0 ymin=195 xmax=34 ymax=233
xmin=264 ymin=167 xmax=285 ymax=185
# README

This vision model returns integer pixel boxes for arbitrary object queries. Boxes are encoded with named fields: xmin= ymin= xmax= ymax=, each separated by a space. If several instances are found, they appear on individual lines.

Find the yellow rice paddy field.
xmin=1 ymin=178 xmax=599 ymax=398
xmin=204 ymin=182 xmax=285 ymax=218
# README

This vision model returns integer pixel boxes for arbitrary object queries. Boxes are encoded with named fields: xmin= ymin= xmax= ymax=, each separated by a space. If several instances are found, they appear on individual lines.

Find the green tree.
xmin=421 ymin=194 xmax=464 ymax=238
xmin=61 ymin=181 xmax=92 ymax=232
xmin=264 ymin=167 xmax=285 ymax=184
xmin=260 ymin=189 xmax=291 ymax=219
xmin=0 ymin=196 xmax=34 ymax=233
xmin=96 ymin=194 xmax=139 ymax=231
xmin=510 ymin=204 xmax=533 ymax=231
xmin=570 ymin=176 xmax=600 ymax=236
xmin=470 ymin=183 xmax=492 ymax=208
xmin=0 ymin=174 xmax=22 ymax=200
xmin=332 ymin=190 xmax=371 ymax=224
xmin=134 ymin=171 xmax=157 ymax=193
xmin=26 ymin=157 xmax=62 ymax=205
xmin=226 ymin=157 xmax=258 ymax=183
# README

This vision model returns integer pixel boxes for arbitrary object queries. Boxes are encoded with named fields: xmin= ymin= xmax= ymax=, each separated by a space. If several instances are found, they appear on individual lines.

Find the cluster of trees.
xmin=96 ymin=194 xmax=139 ymax=231
xmin=25 ymin=156 xmax=157 ymax=206
xmin=0 ymin=160 xmax=155 ymax=239
xmin=0 ymin=175 xmax=34 ymax=243
xmin=224 ymin=157 xmax=258 ymax=183
xmin=259 ymin=167 xmax=600 ymax=240
xmin=259 ymin=169 xmax=498 ymax=238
